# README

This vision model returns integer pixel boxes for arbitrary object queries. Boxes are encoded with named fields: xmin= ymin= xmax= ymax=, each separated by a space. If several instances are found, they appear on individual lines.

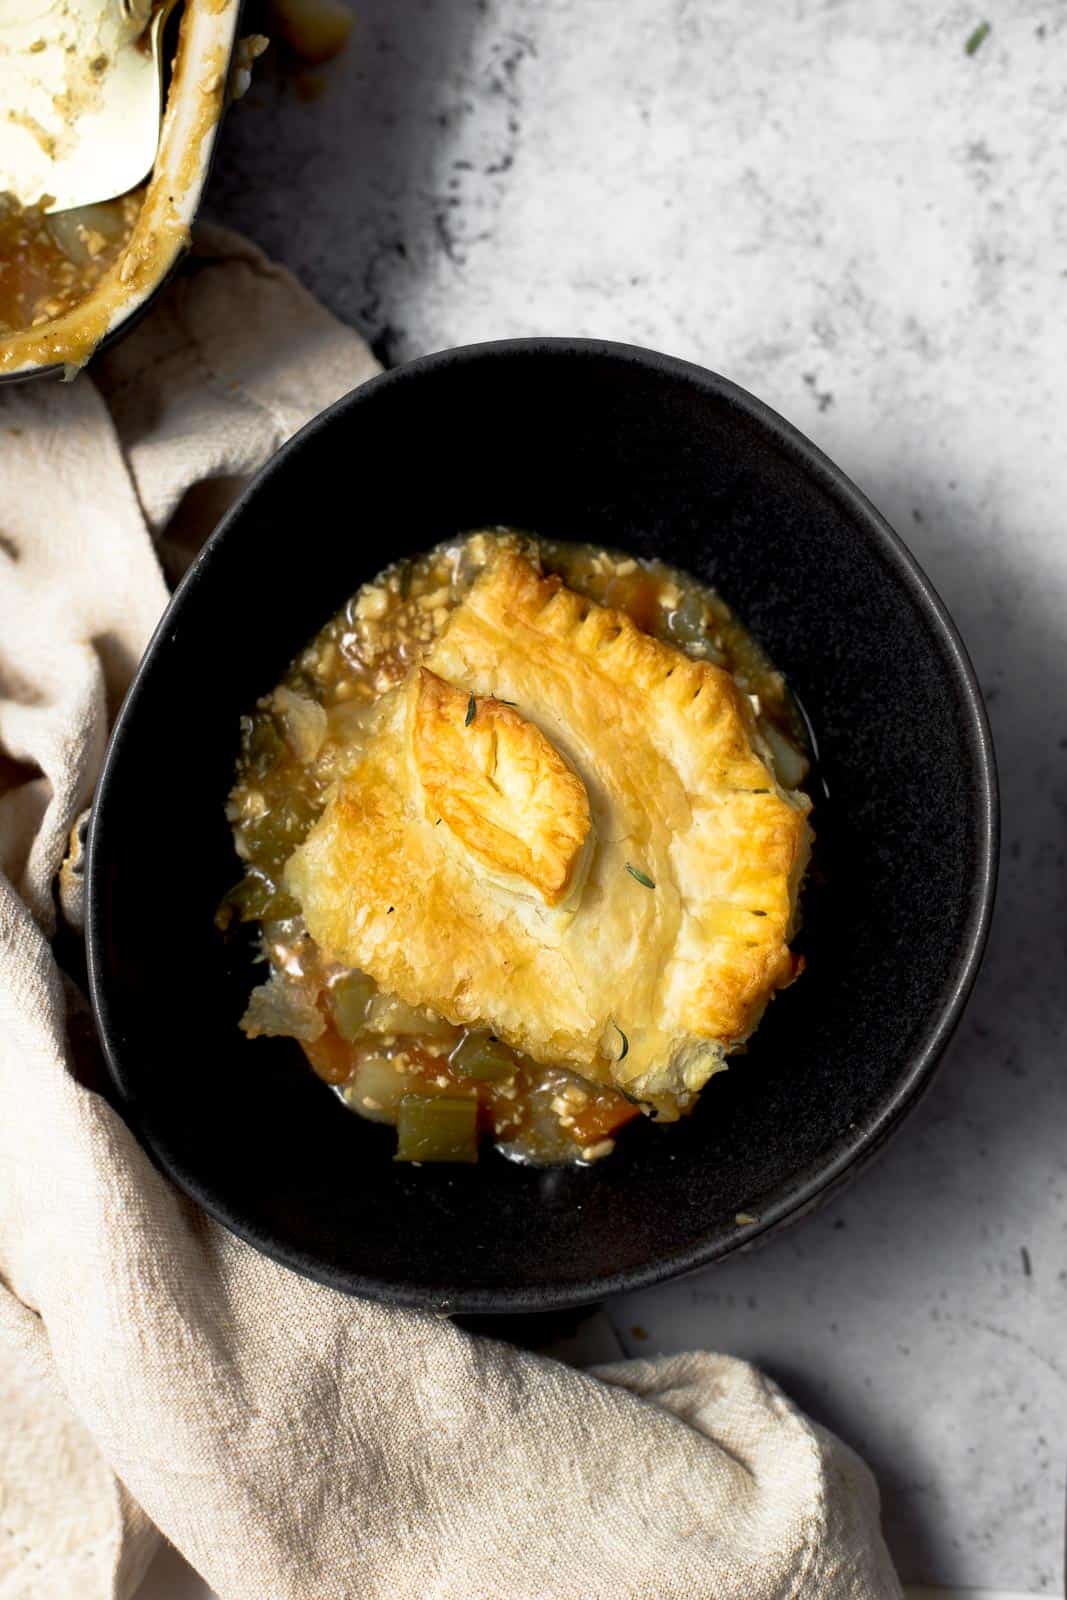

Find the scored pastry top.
xmin=285 ymin=549 xmax=812 ymax=1115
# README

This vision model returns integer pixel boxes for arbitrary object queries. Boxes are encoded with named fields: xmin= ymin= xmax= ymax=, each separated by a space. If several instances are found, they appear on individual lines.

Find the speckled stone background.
xmin=164 ymin=1 xmax=1067 ymax=1592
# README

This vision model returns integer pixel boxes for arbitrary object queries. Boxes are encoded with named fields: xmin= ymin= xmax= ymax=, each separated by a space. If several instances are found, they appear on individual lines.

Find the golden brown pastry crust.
xmin=412 ymin=668 xmax=592 ymax=908
xmin=285 ymin=551 xmax=811 ymax=1114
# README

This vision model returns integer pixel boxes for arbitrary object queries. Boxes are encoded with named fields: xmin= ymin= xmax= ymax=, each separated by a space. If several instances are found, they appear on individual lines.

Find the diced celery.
xmin=395 ymin=1095 xmax=478 ymax=1163
xmin=215 ymin=872 xmax=298 ymax=930
xmin=450 ymin=1031 xmax=516 ymax=1082
xmin=664 ymin=588 xmax=708 ymax=645
xmin=244 ymin=791 xmax=320 ymax=873
xmin=331 ymin=971 xmax=376 ymax=1041
xmin=365 ymin=992 xmax=457 ymax=1041
xmin=247 ymin=715 xmax=284 ymax=773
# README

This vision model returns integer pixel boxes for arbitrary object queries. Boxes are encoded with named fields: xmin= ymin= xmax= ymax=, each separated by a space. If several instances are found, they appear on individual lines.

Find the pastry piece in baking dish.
xmin=285 ymin=550 xmax=811 ymax=1117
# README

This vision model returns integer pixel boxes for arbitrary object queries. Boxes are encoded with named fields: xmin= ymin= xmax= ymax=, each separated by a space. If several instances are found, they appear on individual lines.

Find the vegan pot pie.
xmin=222 ymin=532 xmax=813 ymax=1166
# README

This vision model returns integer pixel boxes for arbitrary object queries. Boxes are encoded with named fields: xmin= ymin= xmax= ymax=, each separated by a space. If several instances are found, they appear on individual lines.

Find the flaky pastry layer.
xmin=286 ymin=551 xmax=811 ymax=1114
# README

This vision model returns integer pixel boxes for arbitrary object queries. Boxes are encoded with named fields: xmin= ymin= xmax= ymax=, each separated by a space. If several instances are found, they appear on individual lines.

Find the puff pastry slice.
xmin=285 ymin=551 xmax=812 ymax=1114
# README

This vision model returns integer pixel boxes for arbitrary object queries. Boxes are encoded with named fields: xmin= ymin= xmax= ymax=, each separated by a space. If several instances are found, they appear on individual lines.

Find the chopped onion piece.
xmin=758 ymin=720 xmax=810 ymax=791
xmin=331 ymin=970 xmax=376 ymax=1040
xmin=273 ymin=686 xmax=327 ymax=763
xmin=342 ymin=1054 xmax=408 ymax=1123
xmin=44 ymin=199 xmax=127 ymax=265
xmin=240 ymin=971 xmax=324 ymax=1041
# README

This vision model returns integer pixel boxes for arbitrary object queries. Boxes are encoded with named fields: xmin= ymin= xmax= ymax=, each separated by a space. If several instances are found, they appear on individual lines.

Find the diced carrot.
xmin=303 ymin=1023 xmax=356 ymax=1085
xmin=565 ymin=1094 xmax=642 ymax=1148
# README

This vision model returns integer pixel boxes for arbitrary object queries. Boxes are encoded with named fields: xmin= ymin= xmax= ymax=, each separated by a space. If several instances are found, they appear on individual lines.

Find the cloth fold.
xmin=0 ymin=225 xmax=902 ymax=1600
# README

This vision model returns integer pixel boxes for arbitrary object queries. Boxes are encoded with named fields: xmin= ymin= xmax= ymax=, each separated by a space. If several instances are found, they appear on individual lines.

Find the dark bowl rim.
xmin=86 ymin=336 xmax=1000 ymax=1314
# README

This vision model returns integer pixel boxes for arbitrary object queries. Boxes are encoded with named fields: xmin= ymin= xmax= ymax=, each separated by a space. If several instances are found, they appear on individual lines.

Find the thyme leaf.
xmin=626 ymin=863 xmax=656 ymax=889
xmin=464 ymin=693 xmax=476 ymax=727
xmin=965 ymin=20 xmax=990 ymax=54
xmin=612 ymin=1021 xmax=629 ymax=1061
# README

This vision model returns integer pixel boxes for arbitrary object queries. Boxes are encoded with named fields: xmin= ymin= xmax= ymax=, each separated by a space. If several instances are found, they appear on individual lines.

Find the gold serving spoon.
xmin=0 ymin=0 xmax=180 ymax=214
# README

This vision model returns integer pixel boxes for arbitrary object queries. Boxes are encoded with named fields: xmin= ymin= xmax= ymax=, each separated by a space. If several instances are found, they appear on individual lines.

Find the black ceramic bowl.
xmin=87 ymin=340 xmax=997 ymax=1313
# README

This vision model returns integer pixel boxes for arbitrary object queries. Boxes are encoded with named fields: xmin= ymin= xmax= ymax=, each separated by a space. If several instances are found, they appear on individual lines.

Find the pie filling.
xmin=0 ymin=189 xmax=143 ymax=336
xmin=220 ymin=530 xmax=813 ymax=1166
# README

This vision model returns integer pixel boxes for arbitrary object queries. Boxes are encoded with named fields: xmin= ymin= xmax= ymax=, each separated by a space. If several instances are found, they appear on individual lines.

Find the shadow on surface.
xmin=205 ymin=0 xmax=503 ymax=362
xmin=726 ymin=458 xmax=1065 ymax=1585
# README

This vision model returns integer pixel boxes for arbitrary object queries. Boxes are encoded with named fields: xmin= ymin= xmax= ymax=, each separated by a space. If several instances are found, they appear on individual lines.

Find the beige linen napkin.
xmin=0 ymin=225 xmax=902 ymax=1600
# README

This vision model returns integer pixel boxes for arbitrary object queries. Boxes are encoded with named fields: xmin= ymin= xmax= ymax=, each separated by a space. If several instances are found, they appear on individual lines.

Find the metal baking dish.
xmin=0 ymin=0 xmax=242 ymax=383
